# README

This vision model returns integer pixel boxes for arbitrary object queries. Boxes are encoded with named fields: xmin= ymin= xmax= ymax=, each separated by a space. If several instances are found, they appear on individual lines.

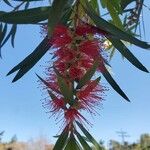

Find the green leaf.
xmin=48 ymin=0 xmax=71 ymax=36
xmin=1 ymin=24 xmax=16 ymax=49
xmin=0 ymin=23 xmax=7 ymax=56
xmin=75 ymin=130 xmax=91 ymax=150
xmin=11 ymin=24 xmax=17 ymax=48
xmin=0 ymin=23 xmax=7 ymax=44
xmin=111 ymin=0 xmax=122 ymax=13
xmin=82 ymin=0 xmax=150 ymax=49
xmin=0 ymin=6 xmax=51 ymax=24
xmin=36 ymin=74 xmax=50 ymax=88
xmin=64 ymin=134 xmax=81 ymax=150
xmin=106 ymin=0 xmax=124 ymax=30
xmin=55 ymin=70 xmax=73 ymax=103
xmin=76 ymin=121 xmax=103 ymax=150
xmin=102 ymin=67 xmax=130 ymax=101
xmin=36 ymin=74 xmax=61 ymax=95
xmin=77 ymin=59 xmax=99 ymax=89
xmin=7 ymin=5 xmax=73 ymax=82
xmin=3 ymin=0 xmax=13 ymax=7
xmin=53 ymin=128 xmax=69 ymax=150
xmin=100 ymin=0 xmax=106 ymax=8
xmin=47 ymin=90 xmax=57 ymax=100
xmin=108 ymin=37 xmax=149 ymax=72
xmin=7 ymin=37 xmax=51 ymax=82
xmin=89 ymin=0 xmax=99 ymax=13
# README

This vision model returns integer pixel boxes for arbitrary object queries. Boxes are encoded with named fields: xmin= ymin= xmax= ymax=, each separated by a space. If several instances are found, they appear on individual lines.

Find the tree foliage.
xmin=0 ymin=0 xmax=150 ymax=149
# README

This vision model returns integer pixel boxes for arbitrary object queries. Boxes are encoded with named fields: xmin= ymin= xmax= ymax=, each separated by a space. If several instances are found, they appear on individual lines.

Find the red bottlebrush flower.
xmin=55 ymin=47 xmax=75 ymax=62
xmin=64 ymin=108 xmax=87 ymax=125
xmin=78 ymin=54 xmax=94 ymax=69
xmin=50 ymin=97 xmax=65 ymax=112
xmin=51 ymin=34 xmax=72 ymax=47
xmin=76 ymin=24 xmax=95 ymax=36
xmin=97 ymin=55 xmax=106 ymax=73
xmin=69 ymin=66 xmax=85 ymax=80
xmin=79 ymin=40 xmax=100 ymax=59
xmin=40 ymin=23 xmax=108 ymax=129
xmin=75 ymin=22 xmax=108 ymax=36
xmin=76 ymin=80 xmax=106 ymax=113
xmin=42 ymin=97 xmax=65 ymax=121
xmin=54 ymin=61 xmax=67 ymax=73
xmin=53 ymin=25 xmax=69 ymax=37
xmin=44 ymin=72 xmax=60 ymax=94
xmin=51 ymin=25 xmax=72 ymax=47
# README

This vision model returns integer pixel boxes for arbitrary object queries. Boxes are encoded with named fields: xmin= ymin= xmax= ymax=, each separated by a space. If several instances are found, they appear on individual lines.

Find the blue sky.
xmin=0 ymin=1 xmax=150 ymax=146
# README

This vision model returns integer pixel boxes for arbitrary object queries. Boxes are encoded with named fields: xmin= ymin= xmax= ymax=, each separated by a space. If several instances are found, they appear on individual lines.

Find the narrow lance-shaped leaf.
xmin=53 ymin=127 xmax=69 ymax=150
xmin=1 ymin=24 xmax=16 ymax=48
xmin=11 ymin=24 xmax=17 ymax=48
xmin=107 ymin=37 xmax=149 ymax=73
xmin=106 ymin=0 xmax=124 ymax=30
xmin=36 ymin=74 xmax=51 ymax=88
xmin=0 ymin=23 xmax=7 ymax=45
xmin=111 ymin=0 xmax=122 ymax=13
xmin=76 ymin=121 xmax=103 ymax=150
xmin=77 ymin=59 xmax=99 ymax=89
xmin=55 ymin=69 xmax=73 ymax=103
xmin=7 ymin=37 xmax=51 ymax=82
xmin=48 ymin=0 xmax=71 ymax=36
xmin=64 ymin=134 xmax=81 ymax=150
xmin=102 ymin=66 xmax=130 ymax=101
xmin=74 ymin=130 xmax=91 ymax=150
xmin=0 ymin=23 xmax=7 ymax=56
xmin=100 ymin=0 xmax=106 ymax=8
xmin=82 ymin=0 xmax=150 ymax=49
xmin=36 ymin=74 xmax=57 ymax=100
xmin=11 ymin=63 xmax=35 ymax=82
xmin=7 ymin=5 xmax=73 ymax=82
xmin=47 ymin=90 xmax=57 ymax=100
xmin=0 ymin=6 xmax=51 ymax=24
xmin=3 ymin=0 xmax=13 ymax=7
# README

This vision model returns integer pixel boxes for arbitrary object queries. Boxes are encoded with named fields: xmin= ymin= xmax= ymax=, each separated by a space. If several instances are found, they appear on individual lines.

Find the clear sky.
xmin=0 ymin=1 xmax=150 ymax=147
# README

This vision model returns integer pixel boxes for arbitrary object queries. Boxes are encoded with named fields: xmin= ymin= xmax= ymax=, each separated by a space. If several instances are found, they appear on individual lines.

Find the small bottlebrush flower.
xmin=43 ymin=72 xmax=60 ymax=94
xmin=76 ymin=80 xmax=107 ymax=113
xmin=75 ymin=22 xmax=108 ymax=36
xmin=79 ymin=40 xmax=100 ymax=59
xmin=54 ymin=61 xmax=67 ymax=73
xmin=55 ymin=47 xmax=74 ymax=60
xmin=76 ymin=24 xmax=95 ymax=36
xmin=64 ymin=108 xmax=87 ymax=125
xmin=50 ymin=97 xmax=65 ymax=112
xmin=68 ymin=66 xmax=85 ymax=80
xmin=77 ymin=54 xmax=94 ymax=69
xmin=97 ymin=54 xmax=106 ymax=73
xmin=51 ymin=34 xmax=72 ymax=47
xmin=50 ymin=25 xmax=72 ymax=47
xmin=53 ymin=25 xmax=69 ymax=37
xmin=42 ymin=96 xmax=65 ymax=121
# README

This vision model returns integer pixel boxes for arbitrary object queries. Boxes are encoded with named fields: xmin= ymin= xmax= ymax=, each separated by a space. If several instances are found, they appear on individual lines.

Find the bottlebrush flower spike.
xmin=40 ymin=23 xmax=108 ymax=131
